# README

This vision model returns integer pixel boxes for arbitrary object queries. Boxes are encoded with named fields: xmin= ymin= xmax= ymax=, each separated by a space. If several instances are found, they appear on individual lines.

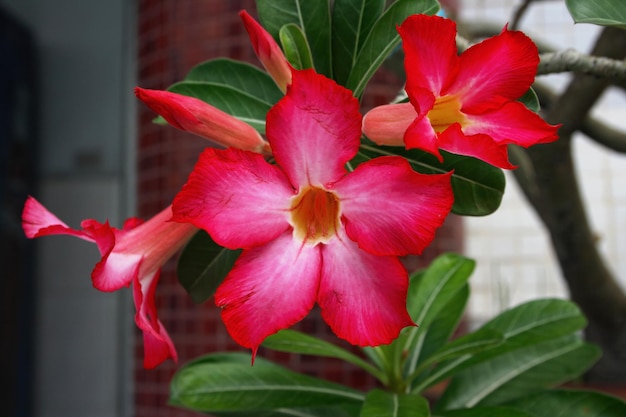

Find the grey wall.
xmin=1 ymin=0 xmax=136 ymax=416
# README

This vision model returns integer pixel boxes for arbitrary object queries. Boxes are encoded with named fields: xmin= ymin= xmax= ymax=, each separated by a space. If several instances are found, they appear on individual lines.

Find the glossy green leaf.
xmin=406 ymin=285 xmax=469 ymax=389
xmin=435 ymin=336 xmax=601 ymax=411
xmin=565 ymin=0 xmax=626 ymax=28
xmin=412 ymin=299 xmax=589 ymax=393
xmin=184 ymin=58 xmax=283 ymax=105
xmin=257 ymin=0 xmax=333 ymax=77
xmin=505 ymin=389 xmax=626 ymax=417
xmin=435 ymin=406 xmax=533 ymax=417
xmin=262 ymin=329 xmax=386 ymax=382
xmin=280 ymin=23 xmax=315 ymax=70
xmin=212 ymin=404 xmax=362 ymax=417
xmin=176 ymin=230 xmax=241 ymax=304
xmin=170 ymin=353 xmax=365 ymax=413
xmin=168 ymin=81 xmax=270 ymax=133
xmin=519 ymin=87 xmax=540 ymax=113
xmin=400 ymin=255 xmax=474 ymax=380
xmin=331 ymin=0 xmax=385 ymax=86
xmin=356 ymin=144 xmax=505 ymax=216
xmin=346 ymin=0 xmax=439 ymax=97
xmin=361 ymin=389 xmax=430 ymax=417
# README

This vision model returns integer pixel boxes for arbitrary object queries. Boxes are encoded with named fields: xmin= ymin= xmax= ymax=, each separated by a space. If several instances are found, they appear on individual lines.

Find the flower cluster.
xmin=22 ymin=12 xmax=557 ymax=368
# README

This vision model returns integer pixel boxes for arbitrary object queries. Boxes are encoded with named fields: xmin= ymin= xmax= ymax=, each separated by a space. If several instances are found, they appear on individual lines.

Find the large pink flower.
xmin=172 ymin=68 xmax=454 ymax=356
xmin=22 ymin=197 xmax=198 ymax=368
xmin=362 ymin=14 xmax=559 ymax=169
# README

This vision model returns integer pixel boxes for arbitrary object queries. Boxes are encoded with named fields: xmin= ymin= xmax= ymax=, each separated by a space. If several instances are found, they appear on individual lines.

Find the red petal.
xmin=438 ymin=124 xmax=515 ymax=169
xmin=450 ymin=29 xmax=539 ymax=113
xmin=400 ymin=14 xmax=458 ymax=97
xmin=464 ymin=101 xmax=560 ymax=147
xmin=172 ymin=147 xmax=293 ymax=250
xmin=333 ymin=156 xmax=453 ymax=256
xmin=267 ymin=69 xmax=361 ymax=189
xmin=22 ymin=196 xmax=91 ymax=241
xmin=403 ymin=112 xmax=441 ymax=160
xmin=133 ymin=271 xmax=178 ymax=369
xmin=318 ymin=231 xmax=414 ymax=346
xmin=215 ymin=232 xmax=321 ymax=355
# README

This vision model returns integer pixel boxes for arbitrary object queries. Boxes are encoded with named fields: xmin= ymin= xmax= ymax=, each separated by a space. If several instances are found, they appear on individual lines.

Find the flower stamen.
xmin=289 ymin=186 xmax=340 ymax=244
xmin=427 ymin=94 xmax=467 ymax=133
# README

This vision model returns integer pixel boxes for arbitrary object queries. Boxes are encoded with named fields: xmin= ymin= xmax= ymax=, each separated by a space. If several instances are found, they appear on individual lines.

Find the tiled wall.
xmin=460 ymin=0 xmax=626 ymax=324
xmin=134 ymin=1 xmax=463 ymax=416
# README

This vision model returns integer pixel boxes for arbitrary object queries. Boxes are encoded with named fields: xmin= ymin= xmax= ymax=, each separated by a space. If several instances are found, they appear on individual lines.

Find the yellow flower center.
xmin=427 ymin=95 xmax=467 ymax=133
xmin=289 ymin=186 xmax=340 ymax=244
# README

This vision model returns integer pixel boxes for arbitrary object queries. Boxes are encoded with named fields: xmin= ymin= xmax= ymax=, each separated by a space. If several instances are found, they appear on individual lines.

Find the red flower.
xmin=22 ymin=197 xmax=197 ymax=368
xmin=362 ymin=14 xmax=559 ymax=169
xmin=172 ymin=68 xmax=454 ymax=357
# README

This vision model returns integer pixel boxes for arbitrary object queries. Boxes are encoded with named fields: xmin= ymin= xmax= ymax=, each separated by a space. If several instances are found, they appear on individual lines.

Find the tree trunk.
xmin=512 ymin=26 xmax=626 ymax=383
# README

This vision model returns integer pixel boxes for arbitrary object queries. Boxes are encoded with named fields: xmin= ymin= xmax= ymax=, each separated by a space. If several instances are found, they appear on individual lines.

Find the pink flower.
xmin=240 ymin=10 xmax=292 ymax=92
xmin=135 ymin=87 xmax=271 ymax=155
xmin=362 ymin=14 xmax=559 ymax=169
xmin=22 ymin=197 xmax=198 ymax=368
xmin=172 ymin=68 xmax=454 ymax=356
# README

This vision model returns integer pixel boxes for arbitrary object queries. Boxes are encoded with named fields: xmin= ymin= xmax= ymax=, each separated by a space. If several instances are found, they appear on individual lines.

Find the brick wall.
xmin=135 ymin=1 xmax=462 ymax=416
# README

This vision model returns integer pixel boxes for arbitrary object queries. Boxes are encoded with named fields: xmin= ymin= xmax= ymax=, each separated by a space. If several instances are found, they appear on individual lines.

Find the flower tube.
xmin=22 ymin=197 xmax=198 ymax=368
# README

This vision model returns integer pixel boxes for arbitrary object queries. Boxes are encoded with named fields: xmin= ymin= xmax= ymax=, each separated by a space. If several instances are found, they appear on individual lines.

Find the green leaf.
xmin=213 ymin=404 xmax=362 ymax=417
xmin=356 ymin=144 xmax=505 ymax=216
xmin=435 ymin=406 xmax=533 ymax=417
xmin=331 ymin=0 xmax=385 ymax=86
xmin=435 ymin=336 xmax=601 ymax=411
xmin=176 ymin=230 xmax=241 ymax=304
xmin=257 ymin=0 xmax=333 ymax=77
xmin=412 ymin=299 xmax=589 ymax=393
xmin=170 ymin=353 xmax=365 ymax=413
xmin=346 ymin=0 xmax=440 ymax=97
xmin=184 ymin=58 xmax=283 ymax=105
xmin=505 ymin=389 xmax=626 ymax=417
xmin=519 ymin=87 xmax=540 ymax=113
xmin=361 ymin=389 xmax=430 ymax=417
xmin=565 ymin=0 xmax=626 ymax=28
xmin=280 ymin=23 xmax=315 ymax=70
xmin=168 ymin=81 xmax=271 ymax=133
xmin=262 ymin=330 xmax=386 ymax=382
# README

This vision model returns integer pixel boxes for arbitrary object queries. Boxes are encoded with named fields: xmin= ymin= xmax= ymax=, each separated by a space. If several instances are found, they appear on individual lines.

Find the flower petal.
xmin=404 ymin=112 xmax=441 ymax=159
xmin=172 ymin=147 xmax=293 ymax=249
xmin=240 ymin=10 xmax=292 ymax=92
xmin=362 ymin=103 xmax=414 ymax=146
xmin=135 ymin=87 xmax=270 ymax=154
xmin=267 ymin=68 xmax=361 ymax=188
xmin=400 ymin=14 xmax=458 ymax=97
xmin=464 ymin=101 xmax=560 ymax=147
xmin=318 ymin=230 xmax=414 ymax=346
xmin=22 ymin=196 xmax=92 ymax=241
xmin=438 ymin=124 xmax=515 ymax=169
xmin=215 ymin=232 xmax=321 ymax=355
xmin=333 ymin=156 xmax=453 ymax=256
xmin=449 ymin=28 xmax=539 ymax=113
xmin=133 ymin=270 xmax=178 ymax=369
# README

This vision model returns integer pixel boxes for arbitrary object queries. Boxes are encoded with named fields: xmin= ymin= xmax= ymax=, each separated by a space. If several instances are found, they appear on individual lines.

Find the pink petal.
xmin=362 ymin=103 xmax=414 ymax=146
xmin=438 ymin=124 xmax=515 ymax=169
xmin=133 ymin=271 xmax=178 ymax=369
xmin=400 ymin=14 xmax=458 ymax=97
xmin=449 ymin=28 xmax=539 ymax=113
xmin=267 ymin=69 xmax=361 ymax=189
xmin=404 ymin=112 xmax=441 ymax=160
xmin=464 ymin=101 xmax=560 ymax=147
xmin=172 ymin=147 xmax=293 ymax=250
xmin=318 ymin=230 xmax=414 ymax=346
xmin=214 ymin=232 xmax=321 ymax=356
xmin=240 ymin=10 xmax=292 ymax=92
xmin=135 ymin=87 xmax=270 ymax=155
xmin=333 ymin=156 xmax=453 ymax=256
xmin=22 ymin=196 xmax=92 ymax=241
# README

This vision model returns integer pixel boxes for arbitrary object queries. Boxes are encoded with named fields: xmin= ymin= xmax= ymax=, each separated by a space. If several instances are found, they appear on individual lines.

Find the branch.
xmin=538 ymin=49 xmax=626 ymax=81
xmin=510 ymin=0 xmax=535 ymax=31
